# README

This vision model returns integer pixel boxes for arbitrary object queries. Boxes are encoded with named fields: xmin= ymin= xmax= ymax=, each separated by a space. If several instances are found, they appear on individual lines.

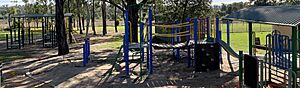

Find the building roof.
xmin=224 ymin=6 xmax=300 ymax=27
xmin=11 ymin=13 xmax=73 ymax=18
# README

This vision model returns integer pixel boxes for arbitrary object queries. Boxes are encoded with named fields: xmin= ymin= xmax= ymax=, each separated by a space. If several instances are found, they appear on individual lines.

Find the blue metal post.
xmin=146 ymin=24 xmax=150 ymax=70
xmin=124 ymin=11 xmax=130 ymax=76
xmin=83 ymin=44 xmax=86 ymax=66
xmin=193 ymin=18 xmax=198 ymax=66
xmin=87 ymin=38 xmax=90 ymax=61
xmin=140 ymin=23 xmax=144 ymax=62
xmin=186 ymin=18 xmax=191 ymax=67
xmin=216 ymin=17 xmax=220 ymax=42
xmin=226 ymin=20 xmax=230 ymax=65
xmin=176 ymin=21 xmax=180 ymax=61
xmin=206 ymin=17 xmax=210 ymax=39
xmin=149 ymin=8 xmax=153 ymax=74
xmin=216 ymin=18 xmax=222 ymax=64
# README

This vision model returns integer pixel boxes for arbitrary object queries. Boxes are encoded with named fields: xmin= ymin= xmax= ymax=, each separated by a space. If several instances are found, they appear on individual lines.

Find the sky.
xmin=0 ymin=0 xmax=25 ymax=6
xmin=212 ymin=0 xmax=247 ymax=5
xmin=0 ymin=0 xmax=247 ymax=6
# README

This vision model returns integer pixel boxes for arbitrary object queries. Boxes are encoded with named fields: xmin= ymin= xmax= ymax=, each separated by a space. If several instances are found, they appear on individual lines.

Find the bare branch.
xmin=139 ymin=0 xmax=147 ymax=5
xmin=121 ymin=0 xmax=127 ymax=8
xmin=99 ymin=0 xmax=125 ymax=12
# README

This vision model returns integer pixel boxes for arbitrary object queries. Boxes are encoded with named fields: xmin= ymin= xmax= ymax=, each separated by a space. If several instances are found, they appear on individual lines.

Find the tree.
xmin=249 ymin=0 xmax=300 ymax=6
xmin=92 ymin=0 xmax=96 ymax=35
xmin=156 ymin=0 xmax=211 ymax=22
xmin=126 ymin=0 xmax=147 ymax=42
xmin=102 ymin=2 xmax=107 ymax=35
xmin=76 ymin=0 xmax=83 ymax=34
xmin=96 ymin=0 xmax=146 ymax=42
xmin=55 ymin=0 xmax=69 ymax=55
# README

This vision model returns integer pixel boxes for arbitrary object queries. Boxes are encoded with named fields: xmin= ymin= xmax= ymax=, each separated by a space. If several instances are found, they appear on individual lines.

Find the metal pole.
xmin=6 ymin=34 xmax=9 ymax=49
xmin=28 ymin=19 xmax=31 ymax=44
xmin=248 ymin=22 xmax=253 ymax=55
xmin=18 ymin=18 xmax=21 ymax=49
xmin=149 ymin=8 xmax=153 ymax=74
xmin=124 ymin=10 xmax=130 ymax=76
xmin=193 ymin=18 xmax=198 ymax=67
xmin=22 ymin=17 xmax=24 ymax=47
xmin=260 ymin=60 xmax=263 ymax=88
xmin=186 ymin=18 xmax=191 ymax=67
xmin=206 ymin=17 xmax=210 ymax=39
xmin=226 ymin=20 xmax=231 ymax=66
xmin=140 ymin=22 xmax=144 ymax=79
xmin=176 ymin=21 xmax=180 ymax=61
xmin=239 ymin=51 xmax=244 ymax=87
xmin=291 ymin=26 xmax=297 ymax=75
xmin=42 ymin=17 xmax=45 ymax=48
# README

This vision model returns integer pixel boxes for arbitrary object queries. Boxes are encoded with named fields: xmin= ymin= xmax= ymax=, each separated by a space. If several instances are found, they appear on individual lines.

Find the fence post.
xmin=239 ymin=51 xmax=244 ymax=87
xmin=6 ymin=34 xmax=9 ymax=49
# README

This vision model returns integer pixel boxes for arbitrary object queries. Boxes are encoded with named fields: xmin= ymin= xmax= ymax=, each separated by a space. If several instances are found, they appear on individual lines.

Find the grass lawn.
xmin=0 ymin=31 xmax=9 ymax=41
xmin=220 ymin=23 xmax=273 ymax=33
xmin=0 ymin=24 xmax=271 ymax=61
xmin=222 ymin=32 xmax=270 ymax=54
xmin=66 ymin=25 xmax=273 ymax=54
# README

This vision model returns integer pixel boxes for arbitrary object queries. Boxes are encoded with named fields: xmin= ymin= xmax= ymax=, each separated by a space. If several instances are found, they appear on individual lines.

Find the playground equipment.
xmin=224 ymin=6 xmax=300 ymax=87
xmin=109 ymin=7 xmax=244 ymax=83
xmin=103 ymin=6 xmax=300 ymax=88
xmin=82 ymin=15 xmax=91 ymax=67
xmin=6 ymin=17 xmax=26 ymax=49
xmin=6 ymin=13 xmax=74 ymax=49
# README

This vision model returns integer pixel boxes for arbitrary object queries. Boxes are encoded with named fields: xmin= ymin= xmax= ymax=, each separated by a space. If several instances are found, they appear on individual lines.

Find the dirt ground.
xmin=0 ymin=33 xmax=241 ymax=88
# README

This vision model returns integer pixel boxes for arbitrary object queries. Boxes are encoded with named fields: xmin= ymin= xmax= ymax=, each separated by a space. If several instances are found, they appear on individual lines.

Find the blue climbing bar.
xmin=140 ymin=23 xmax=144 ymax=62
xmin=172 ymin=22 xmax=175 ymax=58
xmin=140 ymin=22 xmax=144 ymax=79
xmin=124 ymin=10 xmax=130 ymax=76
xmin=193 ymin=18 xmax=198 ymax=66
xmin=186 ymin=18 xmax=191 ymax=67
xmin=83 ymin=44 xmax=86 ymax=66
xmin=216 ymin=17 xmax=220 ymax=42
xmin=149 ymin=8 xmax=153 ymax=74
xmin=176 ymin=21 xmax=180 ymax=61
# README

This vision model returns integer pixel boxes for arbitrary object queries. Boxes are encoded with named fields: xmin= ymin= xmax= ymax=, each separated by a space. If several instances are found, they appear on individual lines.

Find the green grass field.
xmin=0 ymin=23 xmax=271 ymax=56
xmin=220 ymin=23 xmax=272 ymax=33
xmin=222 ymin=32 xmax=270 ymax=54
xmin=87 ymin=26 xmax=271 ymax=54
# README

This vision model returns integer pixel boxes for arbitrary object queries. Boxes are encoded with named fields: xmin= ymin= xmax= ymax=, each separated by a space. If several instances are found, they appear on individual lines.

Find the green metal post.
xmin=239 ymin=51 xmax=243 ymax=87
xmin=248 ymin=22 xmax=253 ymax=55
xmin=292 ymin=26 xmax=297 ymax=74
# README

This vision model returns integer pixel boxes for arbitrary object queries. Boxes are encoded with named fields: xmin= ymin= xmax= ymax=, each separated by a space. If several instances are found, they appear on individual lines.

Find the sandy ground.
xmin=0 ymin=33 xmax=241 ymax=88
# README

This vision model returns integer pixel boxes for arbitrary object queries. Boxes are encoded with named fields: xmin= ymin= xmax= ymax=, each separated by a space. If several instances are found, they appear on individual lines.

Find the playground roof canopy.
xmin=11 ymin=13 xmax=73 ymax=18
xmin=224 ymin=6 xmax=300 ymax=27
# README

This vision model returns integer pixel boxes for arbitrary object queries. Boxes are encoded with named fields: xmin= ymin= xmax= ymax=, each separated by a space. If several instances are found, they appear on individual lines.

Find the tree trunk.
xmin=92 ymin=0 xmax=96 ymax=35
xmin=67 ymin=0 xmax=70 ymax=13
xmin=78 ymin=16 xmax=82 ymax=34
xmin=114 ymin=6 xmax=118 ymax=33
xmin=55 ymin=0 xmax=69 ymax=55
xmin=102 ymin=2 xmax=107 ymax=35
xmin=127 ymin=1 xmax=139 ymax=43
xmin=82 ymin=17 xmax=85 ymax=30
xmin=76 ymin=0 xmax=82 ymax=34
